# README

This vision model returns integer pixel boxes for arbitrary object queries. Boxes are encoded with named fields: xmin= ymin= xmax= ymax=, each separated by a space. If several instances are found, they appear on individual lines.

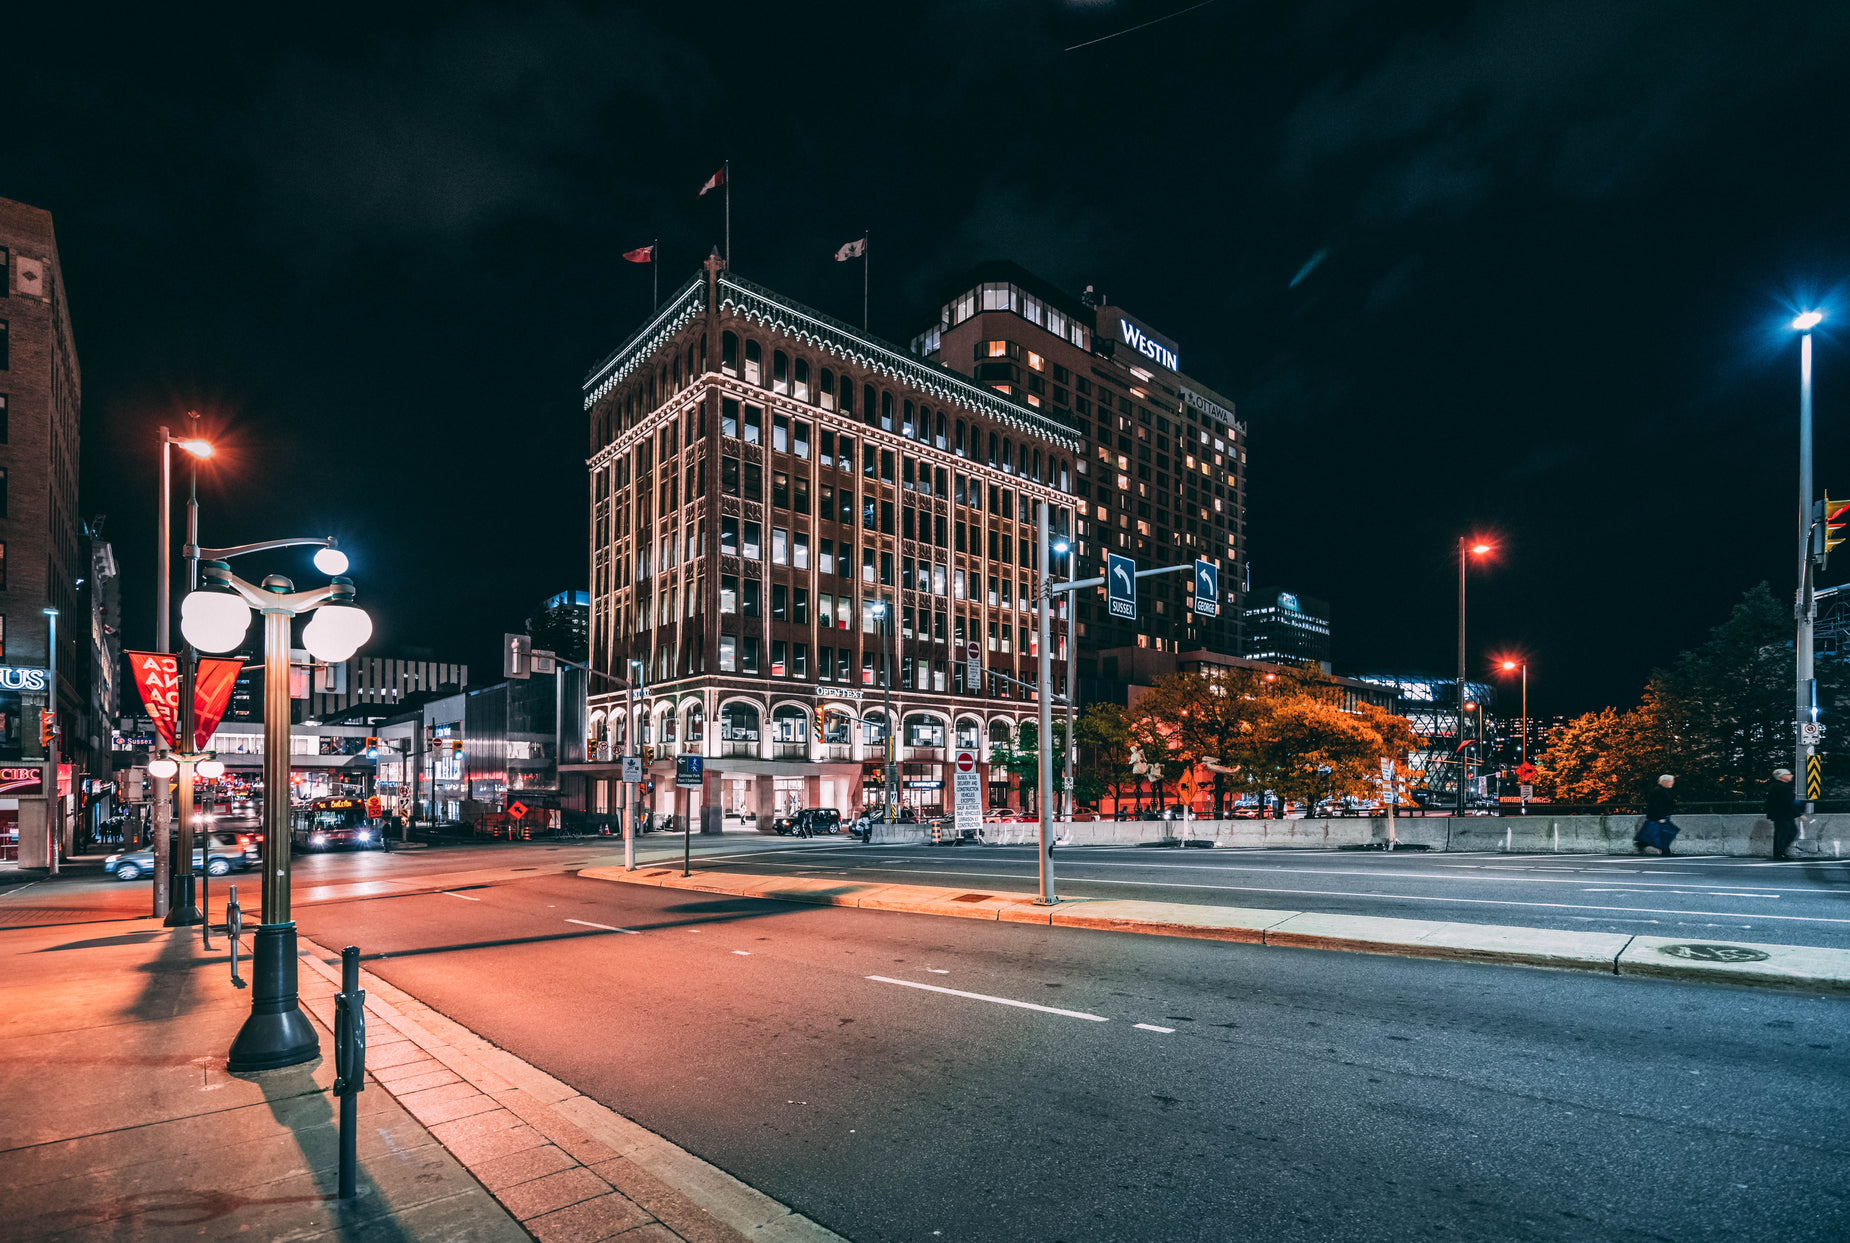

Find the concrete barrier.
xmin=945 ymin=813 xmax=1850 ymax=857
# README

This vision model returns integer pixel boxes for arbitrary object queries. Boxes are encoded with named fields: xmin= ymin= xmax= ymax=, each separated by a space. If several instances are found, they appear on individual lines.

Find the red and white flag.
xmin=698 ymin=166 xmax=725 ymax=197
xmin=834 ymin=237 xmax=866 ymax=261
xmin=622 ymin=244 xmax=654 ymax=263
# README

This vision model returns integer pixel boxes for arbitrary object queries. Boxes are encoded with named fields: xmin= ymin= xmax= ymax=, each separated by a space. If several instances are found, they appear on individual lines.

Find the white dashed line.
xmin=732 ymin=950 xmax=751 ymax=955
xmin=927 ymin=968 xmax=950 ymax=974
xmin=565 ymin=918 xmax=639 ymax=934
xmin=867 ymin=976 xmax=1110 ymax=1021
xmin=1134 ymin=1023 xmax=1175 ymax=1034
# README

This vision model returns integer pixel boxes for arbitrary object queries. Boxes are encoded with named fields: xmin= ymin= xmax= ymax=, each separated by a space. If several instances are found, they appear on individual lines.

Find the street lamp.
xmin=1794 ymin=309 xmax=1825 ymax=809
xmin=1498 ymin=659 xmax=1529 ymax=764
xmin=1052 ymin=535 xmax=1077 ymax=820
xmin=872 ymin=599 xmax=894 ymax=833
xmin=42 ymin=607 xmax=59 ymax=875
xmin=1456 ymin=538 xmax=1493 ymax=815
xmin=185 ymin=551 xmax=371 ymax=1071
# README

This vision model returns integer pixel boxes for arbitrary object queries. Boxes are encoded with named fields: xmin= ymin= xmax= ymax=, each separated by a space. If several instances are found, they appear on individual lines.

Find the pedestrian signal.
xmin=364 ymin=735 xmax=380 ymax=759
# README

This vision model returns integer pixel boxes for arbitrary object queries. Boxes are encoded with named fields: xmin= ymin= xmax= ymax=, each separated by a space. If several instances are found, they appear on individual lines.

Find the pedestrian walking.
xmin=1764 ymin=768 xmax=1803 ymax=860
xmin=1635 ymin=774 xmax=1680 ymax=855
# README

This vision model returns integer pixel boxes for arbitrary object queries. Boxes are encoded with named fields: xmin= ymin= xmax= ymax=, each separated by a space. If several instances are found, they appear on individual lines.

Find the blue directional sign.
xmin=1107 ymin=553 xmax=1137 ymax=619
xmin=1193 ymin=559 xmax=1218 ymax=617
xmin=676 ymin=754 xmax=703 ymax=788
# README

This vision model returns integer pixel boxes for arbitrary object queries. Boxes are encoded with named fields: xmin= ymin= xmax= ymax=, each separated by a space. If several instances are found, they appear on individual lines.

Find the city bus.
xmin=290 ymin=796 xmax=385 ymax=852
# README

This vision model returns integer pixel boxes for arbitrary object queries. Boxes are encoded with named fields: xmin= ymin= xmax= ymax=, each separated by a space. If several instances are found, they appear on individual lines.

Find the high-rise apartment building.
xmin=1243 ymin=587 xmax=1331 ymax=670
xmin=0 ymin=197 xmax=81 ymax=865
xmin=912 ymin=262 xmax=1246 ymax=659
xmin=577 ymin=255 xmax=1080 ymax=826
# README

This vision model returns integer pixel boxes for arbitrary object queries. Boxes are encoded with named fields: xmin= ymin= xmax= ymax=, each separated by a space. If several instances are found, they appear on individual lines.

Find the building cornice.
xmin=582 ymin=274 xmax=708 ymax=410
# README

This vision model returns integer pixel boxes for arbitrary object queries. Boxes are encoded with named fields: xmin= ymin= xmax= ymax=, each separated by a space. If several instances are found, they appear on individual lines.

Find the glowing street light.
xmin=1793 ymin=309 xmax=1826 ymax=807
xmin=1456 ymin=538 xmax=1496 ymax=815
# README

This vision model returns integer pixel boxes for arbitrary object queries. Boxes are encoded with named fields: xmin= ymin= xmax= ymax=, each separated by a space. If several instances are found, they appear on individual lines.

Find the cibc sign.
xmin=0 ymin=767 xmax=46 ymax=796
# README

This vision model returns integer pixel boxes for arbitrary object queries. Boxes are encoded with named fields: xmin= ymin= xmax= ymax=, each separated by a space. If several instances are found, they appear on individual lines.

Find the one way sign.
xmin=1193 ymin=559 xmax=1218 ymax=617
xmin=1107 ymin=553 xmax=1137 ymax=619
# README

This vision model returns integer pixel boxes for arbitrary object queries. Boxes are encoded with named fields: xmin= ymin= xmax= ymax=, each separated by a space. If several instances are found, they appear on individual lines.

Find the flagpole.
xmin=724 ymin=160 xmax=731 ymax=268
xmin=863 ymin=228 xmax=869 ymax=331
xmin=652 ymin=238 xmax=659 ymax=310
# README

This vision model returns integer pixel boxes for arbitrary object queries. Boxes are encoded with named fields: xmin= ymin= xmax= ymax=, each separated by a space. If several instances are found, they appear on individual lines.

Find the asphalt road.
xmin=691 ymin=842 xmax=1850 ymax=949
xmin=295 ymin=871 xmax=1850 ymax=1243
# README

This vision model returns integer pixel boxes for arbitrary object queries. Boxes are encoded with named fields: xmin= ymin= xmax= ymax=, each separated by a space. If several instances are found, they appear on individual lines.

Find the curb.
xmin=297 ymin=935 xmax=847 ymax=1242
xmin=578 ymin=866 xmax=1850 ymax=995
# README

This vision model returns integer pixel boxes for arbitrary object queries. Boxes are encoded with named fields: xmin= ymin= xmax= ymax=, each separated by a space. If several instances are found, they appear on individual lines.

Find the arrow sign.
xmin=1193 ymin=559 xmax=1218 ymax=617
xmin=1107 ymin=552 xmax=1137 ymax=619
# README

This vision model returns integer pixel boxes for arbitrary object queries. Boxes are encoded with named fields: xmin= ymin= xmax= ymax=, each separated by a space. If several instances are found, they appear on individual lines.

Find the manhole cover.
xmin=951 ymin=893 xmax=994 ymax=903
xmin=1656 ymin=943 xmax=1770 ymax=963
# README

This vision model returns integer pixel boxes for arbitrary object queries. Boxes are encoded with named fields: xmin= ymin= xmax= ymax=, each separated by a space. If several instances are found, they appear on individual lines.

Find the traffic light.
xmin=814 ymin=706 xmax=827 ymax=739
xmin=1815 ymin=495 xmax=1850 ymax=568
xmin=643 ymin=744 xmax=655 ymax=762
xmin=450 ymin=740 xmax=463 ymax=757
xmin=364 ymin=735 xmax=380 ymax=759
xmin=40 ymin=711 xmax=55 ymax=748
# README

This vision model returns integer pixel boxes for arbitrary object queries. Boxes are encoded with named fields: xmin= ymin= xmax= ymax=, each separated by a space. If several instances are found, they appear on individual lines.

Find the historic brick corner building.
xmin=577 ymin=255 xmax=1080 ymax=829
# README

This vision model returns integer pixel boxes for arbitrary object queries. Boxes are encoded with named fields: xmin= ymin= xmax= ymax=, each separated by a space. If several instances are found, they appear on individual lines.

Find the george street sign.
xmin=1107 ymin=553 xmax=1136 ymax=619
xmin=1193 ymin=559 xmax=1218 ymax=617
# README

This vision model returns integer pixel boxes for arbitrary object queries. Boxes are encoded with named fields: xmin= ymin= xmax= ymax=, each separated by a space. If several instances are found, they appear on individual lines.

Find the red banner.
xmin=128 ymin=652 xmax=182 ymax=751
xmin=127 ymin=652 xmax=246 ymax=752
xmin=192 ymin=658 xmax=244 ymax=750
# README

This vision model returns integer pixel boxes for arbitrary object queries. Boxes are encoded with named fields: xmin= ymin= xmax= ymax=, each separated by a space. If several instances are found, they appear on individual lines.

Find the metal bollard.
xmin=226 ymin=887 xmax=245 ymax=989
xmin=333 ymin=945 xmax=367 ymax=1201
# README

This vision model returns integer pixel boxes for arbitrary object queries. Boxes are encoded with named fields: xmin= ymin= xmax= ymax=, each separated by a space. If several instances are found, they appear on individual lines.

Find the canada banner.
xmin=127 ymin=652 xmax=246 ymax=752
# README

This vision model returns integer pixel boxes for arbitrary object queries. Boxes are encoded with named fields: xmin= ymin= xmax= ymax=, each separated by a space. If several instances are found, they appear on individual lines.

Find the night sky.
xmin=9 ymin=1 xmax=1850 ymax=718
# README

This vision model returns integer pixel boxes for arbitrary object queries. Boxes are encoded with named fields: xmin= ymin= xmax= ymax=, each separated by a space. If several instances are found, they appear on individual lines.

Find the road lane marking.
xmin=866 ymin=976 xmax=1109 ymax=1021
xmin=565 ymin=918 xmax=639 ymax=934
xmin=441 ymin=891 xmax=481 ymax=901
xmin=733 ymin=950 xmax=751 ymax=955
xmin=1134 ymin=1023 xmax=1175 ymax=1034
xmin=927 ymin=968 xmax=950 ymax=974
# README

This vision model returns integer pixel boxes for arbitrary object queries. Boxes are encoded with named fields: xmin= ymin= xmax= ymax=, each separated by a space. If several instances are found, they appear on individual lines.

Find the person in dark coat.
xmin=1636 ymin=774 xmax=1680 ymax=855
xmin=1764 ymin=768 xmax=1803 ymax=860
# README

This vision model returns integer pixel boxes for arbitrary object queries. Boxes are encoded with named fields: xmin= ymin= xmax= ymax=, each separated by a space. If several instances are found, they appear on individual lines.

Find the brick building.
xmin=575 ymin=255 xmax=1080 ymax=827
xmin=0 ymin=197 xmax=81 ymax=864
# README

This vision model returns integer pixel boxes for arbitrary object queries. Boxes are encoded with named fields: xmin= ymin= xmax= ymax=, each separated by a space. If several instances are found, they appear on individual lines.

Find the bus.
xmin=291 ymin=797 xmax=385 ymax=852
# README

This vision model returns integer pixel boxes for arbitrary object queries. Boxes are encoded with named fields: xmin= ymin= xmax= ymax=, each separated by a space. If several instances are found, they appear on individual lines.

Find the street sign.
xmin=1193 ymin=559 xmax=1218 ymax=617
xmin=1380 ymin=758 xmax=1396 ymax=779
xmin=507 ymin=799 xmax=530 ymax=820
xmin=504 ymin=634 xmax=532 ymax=679
xmin=965 ymin=639 xmax=982 ymax=689
xmin=1520 ymin=783 xmax=1535 ymax=800
xmin=365 ymin=795 xmax=382 ymax=818
xmin=1514 ymin=761 xmax=1540 ymax=783
xmin=1807 ymin=753 xmax=1822 ymax=800
xmin=621 ymin=755 xmax=642 ymax=783
xmin=1799 ymin=721 xmax=1826 ymax=746
xmin=1107 ymin=552 xmax=1136 ymax=619
xmin=955 ymin=749 xmax=977 ymax=774
xmin=530 ymin=649 xmax=557 ymax=675
xmin=676 ymin=754 xmax=703 ymax=787
xmin=953 ymin=770 xmax=982 ymax=837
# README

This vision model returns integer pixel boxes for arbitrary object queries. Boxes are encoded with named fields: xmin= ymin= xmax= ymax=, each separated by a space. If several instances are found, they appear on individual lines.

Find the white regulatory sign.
xmin=621 ymin=755 xmax=642 ymax=783
xmin=1799 ymin=722 xmax=1826 ymax=745
xmin=953 ymin=771 xmax=983 ymax=838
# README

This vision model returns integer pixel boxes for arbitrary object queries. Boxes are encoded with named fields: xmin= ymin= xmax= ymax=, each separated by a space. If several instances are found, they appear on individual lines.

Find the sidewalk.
xmin=580 ymin=865 xmax=1850 ymax=995
xmin=0 ymin=904 xmax=842 ymax=1241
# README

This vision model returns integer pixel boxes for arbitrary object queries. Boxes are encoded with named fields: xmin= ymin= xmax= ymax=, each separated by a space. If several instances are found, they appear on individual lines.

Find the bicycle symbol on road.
xmin=1656 ymin=943 xmax=1770 ymax=963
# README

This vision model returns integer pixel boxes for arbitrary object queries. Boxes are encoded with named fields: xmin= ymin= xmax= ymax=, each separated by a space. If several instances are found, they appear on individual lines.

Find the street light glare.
xmin=178 ymin=439 xmax=214 ymax=459
xmin=1793 ymin=310 xmax=1825 ymax=331
xmin=1470 ymin=543 xmax=1492 ymax=555
xmin=312 ymin=546 xmax=349 ymax=576
xmin=1502 ymin=660 xmax=1518 ymax=671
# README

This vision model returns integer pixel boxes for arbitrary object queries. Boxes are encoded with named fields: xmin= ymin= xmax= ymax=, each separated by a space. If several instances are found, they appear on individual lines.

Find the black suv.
xmin=775 ymin=808 xmax=841 ymax=836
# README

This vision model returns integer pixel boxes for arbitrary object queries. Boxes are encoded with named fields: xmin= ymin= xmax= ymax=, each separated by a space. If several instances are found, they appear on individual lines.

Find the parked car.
xmin=105 ymin=832 xmax=260 ymax=881
xmin=775 ymin=808 xmax=841 ymax=836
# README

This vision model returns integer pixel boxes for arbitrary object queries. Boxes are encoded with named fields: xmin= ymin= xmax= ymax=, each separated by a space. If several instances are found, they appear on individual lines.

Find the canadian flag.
xmin=698 ymin=166 xmax=725 ymax=197
xmin=622 ymin=245 xmax=654 ymax=263
xmin=834 ymin=237 xmax=866 ymax=261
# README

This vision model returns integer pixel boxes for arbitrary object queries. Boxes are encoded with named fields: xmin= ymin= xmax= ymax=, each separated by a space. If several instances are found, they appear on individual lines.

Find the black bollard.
xmin=333 ymin=945 xmax=366 ymax=1200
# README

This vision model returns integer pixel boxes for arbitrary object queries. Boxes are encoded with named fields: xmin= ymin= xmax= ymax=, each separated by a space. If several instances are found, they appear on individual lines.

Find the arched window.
xmin=989 ymin=719 xmax=1012 ymax=745
xmin=821 ymin=368 xmax=836 ymax=410
xmin=862 ymin=709 xmax=889 ymax=745
xmin=841 ymin=375 xmax=854 ymax=414
xmin=904 ymin=714 xmax=945 ymax=748
xmin=671 ymin=356 xmax=680 ymax=391
xmin=956 ymin=717 xmax=981 ymax=750
xmin=773 ymin=349 xmax=790 ymax=394
xmin=936 ymin=411 xmax=947 ymax=449
xmin=698 ymin=333 xmax=707 ymax=372
xmin=880 ymin=391 xmax=894 ymax=431
xmin=794 ymin=358 xmax=811 ymax=402
xmin=821 ymin=706 xmax=852 ymax=745
xmin=1033 ymin=449 xmax=1042 ymax=483
xmin=722 ymin=331 xmax=739 ymax=375
xmin=612 ymin=712 xmax=628 ymax=745
xmin=902 ymin=400 xmax=915 ymax=438
xmin=863 ymin=383 xmax=877 ymax=427
xmin=661 ymin=707 xmax=677 ymax=743
xmin=1059 ymin=460 xmax=1070 ymax=491
xmin=1000 ymin=438 xmax=1013 ymax=474
xmin=744 ymin=339 xmax=763 ymax=386
xmin=773 ymin=705 xmax=809 ymax=742
xmin=955 ymin=420 xmax=967 ymax=456
xmin=1016 ymin=442 xmax=1028 ymax=476
xmin=988 ymin=432 xmax=998 ymax=467
xmin=685 ymin=703 xmax=704 ymax=743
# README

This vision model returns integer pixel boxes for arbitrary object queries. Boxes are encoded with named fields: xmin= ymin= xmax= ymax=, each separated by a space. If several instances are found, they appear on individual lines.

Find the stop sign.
xmin=956 ymin=750 xmax=976 ymax=774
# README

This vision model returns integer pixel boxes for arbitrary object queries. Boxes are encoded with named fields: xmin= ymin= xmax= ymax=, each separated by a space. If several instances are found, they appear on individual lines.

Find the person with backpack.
xmin=1635 ymin=774 xmax=1680 ymax=855
xmin=1764 ymin=768 xmax=1803 ymax=860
